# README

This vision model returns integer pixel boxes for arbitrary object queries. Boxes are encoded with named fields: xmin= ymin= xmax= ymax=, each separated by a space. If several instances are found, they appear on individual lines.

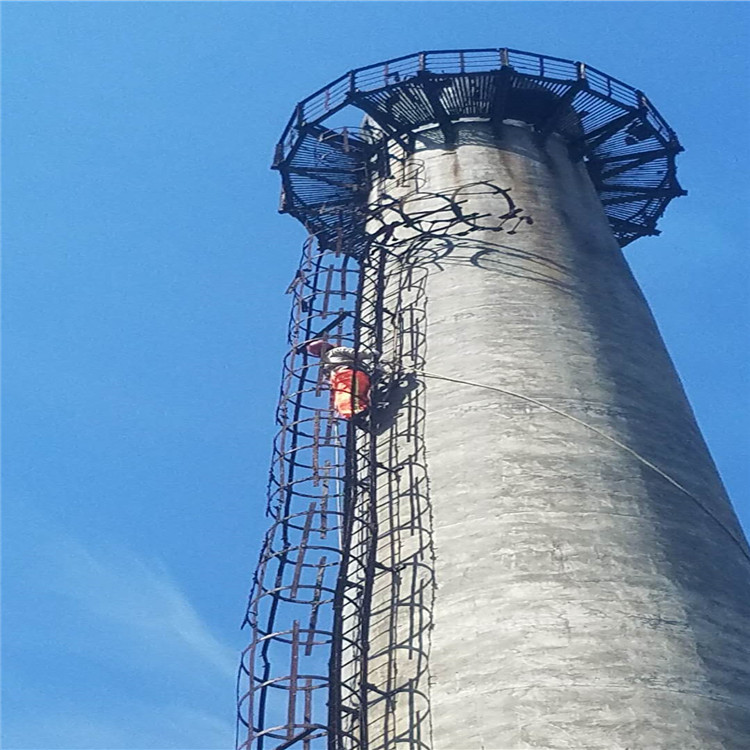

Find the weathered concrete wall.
xmin=362 ymin=121 xmax=750 ymax=749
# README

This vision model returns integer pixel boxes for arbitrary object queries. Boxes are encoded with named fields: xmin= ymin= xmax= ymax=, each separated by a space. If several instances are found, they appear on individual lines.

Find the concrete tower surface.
xmin=238 ymin=49 xmax=750 ymax=750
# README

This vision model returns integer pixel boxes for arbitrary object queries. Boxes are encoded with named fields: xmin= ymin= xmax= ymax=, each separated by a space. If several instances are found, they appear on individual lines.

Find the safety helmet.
xmin=306 ymin=339 xmax=333 ymax=358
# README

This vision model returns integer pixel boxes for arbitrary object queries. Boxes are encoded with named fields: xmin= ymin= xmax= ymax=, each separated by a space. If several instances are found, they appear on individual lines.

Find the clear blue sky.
xmin=2 ymin=2 xmax=748 ymax=748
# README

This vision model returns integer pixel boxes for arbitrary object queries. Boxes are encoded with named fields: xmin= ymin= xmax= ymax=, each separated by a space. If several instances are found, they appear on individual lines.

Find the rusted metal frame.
xmin=274 ymin=48 xmax=647 ymax=168
xmin=287 ymin=170 xmax=362 ymax=194
xmin=608 ymin=216 xmax=661 ymax=237
xmin=582 ymin=62 xmax=643 ymax=107
xmin=284 ymin=216 xmax=345 ymax=247
xmin=489 ymin=66 xmax=514 ymax=130
xmin=629 ymin=91 xmax=667 ymax=147
xmin=320 ymin=264 xmax=336 ymax=320
xmin=593 ymin=92 xmax=668 ymax=152
xmin=254 ymin=571 xmax=284 ymax=748
xmin=280 ymin=249 xmax=326 ymax=531
xmin=327 ymin=425 xmax=358 ymax=748
xmin=600 ymin=186 xmax=686 ymax=205
xmin=423 ymin=46 xmax=572 ymax=69
xmin=291 ymin=71 xmax=351 ymax=126
xmin=340 ymin=259 xmax=349 ymax=300
xmin=638 ymin=96 xmax=680 ymax=149
xmin=614 ymin=186 xmax=671 ymax=221
xmin=239 ymin=635 xmax=259 ymax=746
xmin=276 ymin=424 xmax=290 ymax=497
xmin=254 ymin=244 xmax=329 ymax=747
xmin=295 ymin=196 xmax=363 ymax=213
xmin=242 ymin=542 xmax=272 ymax=629
xmin=305 ymin=556 xmax=328 ymax=655
xmin=276 ymin=127 xmax=309 ymax=174
xmin=662 ymin=147 xmax=682 ymax=202
xmin=253 ymin=541 xmax=339 ymax=580
xmin=241 ymin=231 xmax=361 ymax=750
xmin=273 ymin=141 xmax=288 ymax=170
xmin=350 ymin=94 xmax=411 ymax=152
xmin=366 ymin=48 xmax=547 ymax=76
xmin=349 ymin=261 xmax=380 ymax=750
xmin=309 ymin=126 xmax=370 ymax=159
xmin=278 ymin=171 xmax=296 ymax=214
xmin=289 ymin=165 xmax=366 ymax=176
xmin=276 ymin=726 xmax=321 ymax=750
xmin=274 ymin=115 xmax=298 ymax=168
xmin=356 ymin=243 xmax=389 ymax=741
xmin=286 ymin=621 xmax=301 ymax=739
xmin=596 ymin=146 xmax=675 ymax=172
xmin=311 ymin=413 xmax=321 ymax=485
xmin=303 ymin=680 xmax=314 ymax=750
xmin=570 ymin=95 xmax=618 ymax=140
xmin=536 ymin=78 xmax=588 ymax=139
xmin=314 ymin=357 xmax=327 ymax=399
xmin=303 ymin=310 xmax=353 ymax=348
xmin=578 ymin=105 xmax=642 ymax=154
xmin=275 ymin=413 xmax=339 ymax=448
xmin=418 ymin=73 xmax=456 ymax=145
xmin=636 ymin=195 xmax=672 ymax=234
xmin=326 ymin=250 xmax=386 ymax=748
xmin=277 ymin=113 xmax=354 ymax=175
xmin=290 ymin=504 xmax=317 ymax=598
xmin=354 ymin=51 xmax=423 ymax=82
xmin=292 ymin=73 xmax=349 ymax=125
xmin=333 ymin=217 xmax=351 ymax=262
xmin=327 ymin=260 xmax=369 ymax=750
xmin=588 ymin=148 xmax=676 ymax=195
xmin=382 ymin=422 xmax=401 ymax=734
xmin=496 ymin=68 xmax=577 ymax=90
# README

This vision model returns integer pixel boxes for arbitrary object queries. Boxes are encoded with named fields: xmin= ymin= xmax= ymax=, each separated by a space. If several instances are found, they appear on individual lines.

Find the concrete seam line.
xmin=417 ymin=370 xmax=750 ymax=565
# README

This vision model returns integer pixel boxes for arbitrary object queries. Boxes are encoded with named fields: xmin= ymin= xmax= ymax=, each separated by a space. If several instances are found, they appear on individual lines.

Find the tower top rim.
xmin=273 ymin=48 xmax=685 ymax=248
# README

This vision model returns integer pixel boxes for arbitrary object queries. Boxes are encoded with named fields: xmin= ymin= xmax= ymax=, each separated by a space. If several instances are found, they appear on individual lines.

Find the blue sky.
xmin=2 ymin=2 xmax=748 ymax=748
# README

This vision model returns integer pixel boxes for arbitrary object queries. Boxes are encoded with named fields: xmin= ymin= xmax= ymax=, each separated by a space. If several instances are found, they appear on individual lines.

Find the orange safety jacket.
xmin=330 ymin=369 xmax=371 ymax=419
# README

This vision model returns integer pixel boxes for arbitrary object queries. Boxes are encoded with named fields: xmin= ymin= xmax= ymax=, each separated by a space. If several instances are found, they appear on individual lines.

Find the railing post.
xmin=576 ymin=61 xmax=586 ymax=80
xmin=273 ymin=142 xmax=285 ymax=168
xmin=349 ymin=70 xmax=356 ymax=96
xmin=419 ymin=52 xmax=426 ymax=72
xmin=500 ymin=47 xmax=510 ymax=68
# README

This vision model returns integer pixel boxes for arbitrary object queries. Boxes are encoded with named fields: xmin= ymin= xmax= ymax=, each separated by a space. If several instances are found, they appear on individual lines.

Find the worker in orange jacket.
xmin=306 ymin=339 xmax=376 ymax=419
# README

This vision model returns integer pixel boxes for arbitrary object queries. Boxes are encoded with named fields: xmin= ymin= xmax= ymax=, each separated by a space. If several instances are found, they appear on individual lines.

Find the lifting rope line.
xmin=416 ymin=369 xmax=750 ymax=564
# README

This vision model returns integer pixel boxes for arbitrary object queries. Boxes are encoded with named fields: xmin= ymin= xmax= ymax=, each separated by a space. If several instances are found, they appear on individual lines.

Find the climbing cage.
xmin=236 ymin=225 xmax=364 ymax=750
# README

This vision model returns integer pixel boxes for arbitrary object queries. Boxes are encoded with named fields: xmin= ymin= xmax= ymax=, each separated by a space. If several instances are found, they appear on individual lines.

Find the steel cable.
xmin=416 ymin=369 xmax=750 ymax=565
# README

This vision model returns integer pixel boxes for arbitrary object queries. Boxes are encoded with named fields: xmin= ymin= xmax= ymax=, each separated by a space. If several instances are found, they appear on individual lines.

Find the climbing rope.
xmin=416 ymin=369 xmax=750 ymax=564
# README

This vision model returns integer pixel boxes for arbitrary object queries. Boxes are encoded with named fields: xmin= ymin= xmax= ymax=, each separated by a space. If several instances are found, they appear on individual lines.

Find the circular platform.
xmin=273 ymin=48 xmax=685 ymax=250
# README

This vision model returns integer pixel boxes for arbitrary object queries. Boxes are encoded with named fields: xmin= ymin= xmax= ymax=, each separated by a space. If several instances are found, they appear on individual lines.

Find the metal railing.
xmin=276 ymin=48 xmax=676 ymax=162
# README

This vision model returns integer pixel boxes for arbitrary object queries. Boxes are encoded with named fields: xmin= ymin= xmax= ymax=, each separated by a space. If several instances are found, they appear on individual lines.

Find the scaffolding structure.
xmin=236 ymin=48 xmax=686 ymax=750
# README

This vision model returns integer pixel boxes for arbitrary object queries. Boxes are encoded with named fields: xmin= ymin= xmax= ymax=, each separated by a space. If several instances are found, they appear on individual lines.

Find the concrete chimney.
xmin=239 ymin=49 xmax=750 ymax=750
